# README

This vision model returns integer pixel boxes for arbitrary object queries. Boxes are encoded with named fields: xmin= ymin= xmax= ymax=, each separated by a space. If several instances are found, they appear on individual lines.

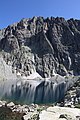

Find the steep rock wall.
xmin=0 ymin=17 xmax=80 ymax=77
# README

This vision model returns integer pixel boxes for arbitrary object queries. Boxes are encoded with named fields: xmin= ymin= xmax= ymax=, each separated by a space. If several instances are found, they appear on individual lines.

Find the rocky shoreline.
xmin=0 ymin=16 xmax=80 ymax=119
xmin=0 ymin=98 xmax=80 ymax=120
xmin=0 ymin=76 xmax=80 ymax=120
xmin=0 ymin=100 xmax=48 ymax=120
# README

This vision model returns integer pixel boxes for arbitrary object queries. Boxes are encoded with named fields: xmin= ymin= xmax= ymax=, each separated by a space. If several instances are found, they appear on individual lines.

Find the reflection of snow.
xmin=17 ymin=81 xmax=21 ymax=86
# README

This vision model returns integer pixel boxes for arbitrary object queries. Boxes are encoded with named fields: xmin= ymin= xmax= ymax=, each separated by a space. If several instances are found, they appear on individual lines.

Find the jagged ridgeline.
xmin=0 ymin=17 xmax=80 ymax=104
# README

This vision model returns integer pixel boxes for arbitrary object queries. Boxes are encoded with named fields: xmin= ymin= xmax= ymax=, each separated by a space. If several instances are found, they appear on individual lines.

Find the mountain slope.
xmin=0 ymin=17 xmax=80 ymax=78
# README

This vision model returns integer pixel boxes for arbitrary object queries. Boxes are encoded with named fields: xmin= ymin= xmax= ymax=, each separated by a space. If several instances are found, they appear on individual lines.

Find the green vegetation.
xmin=75 ymin=104 xmax=80 ymax=109
xmin=37 ymin=108 xmax=43 ymax=112
xmin=30 ymin=114 xmax=39 ymax=120
xmin=0 ymin=107 xmax=23 ymax=120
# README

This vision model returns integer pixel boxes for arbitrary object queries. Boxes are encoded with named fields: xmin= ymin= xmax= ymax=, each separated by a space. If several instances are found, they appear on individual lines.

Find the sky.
xmin=0 ymin=0 xmax=80 ymax=29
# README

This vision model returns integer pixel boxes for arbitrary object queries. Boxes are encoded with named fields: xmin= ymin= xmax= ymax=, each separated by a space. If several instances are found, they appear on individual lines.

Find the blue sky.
xmin=0 ymin=0 xmax=80 ymax=29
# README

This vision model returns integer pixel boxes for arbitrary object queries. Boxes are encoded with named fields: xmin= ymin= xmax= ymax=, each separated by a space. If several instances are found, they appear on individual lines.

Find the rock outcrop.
xmin=39 ymin=106 xmax=80 ymax=120
xmin=0 ymin=17 xmax=80 ymax=78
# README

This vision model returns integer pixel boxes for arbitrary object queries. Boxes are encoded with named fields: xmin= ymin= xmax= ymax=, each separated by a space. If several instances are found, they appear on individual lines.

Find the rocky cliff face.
xmin=0 ymin=17 xmax=80 ymax=78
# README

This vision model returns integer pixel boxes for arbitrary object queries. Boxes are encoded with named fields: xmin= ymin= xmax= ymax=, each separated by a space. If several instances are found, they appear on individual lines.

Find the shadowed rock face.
xmin=0 ymin=17 xmax=80 ymax=77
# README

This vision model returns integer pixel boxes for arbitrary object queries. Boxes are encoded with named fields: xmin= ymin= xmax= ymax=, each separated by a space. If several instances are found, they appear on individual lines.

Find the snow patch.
xmin=68 ymin=56 xmax=71 ymax=66
xmin=71 ymin=31 xmax=74 ymax=36
xmin=26 ymin=72 xmax=42 ymax=79
xmin=17 ymin=72 xmax=21 ymax=77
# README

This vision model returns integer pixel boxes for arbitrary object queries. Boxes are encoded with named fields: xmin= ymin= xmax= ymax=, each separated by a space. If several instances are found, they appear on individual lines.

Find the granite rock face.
xmin=0 ymin=17 xmax=80 ymax=77
xmin=39 ymin=106 xmax=80 ymax=120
